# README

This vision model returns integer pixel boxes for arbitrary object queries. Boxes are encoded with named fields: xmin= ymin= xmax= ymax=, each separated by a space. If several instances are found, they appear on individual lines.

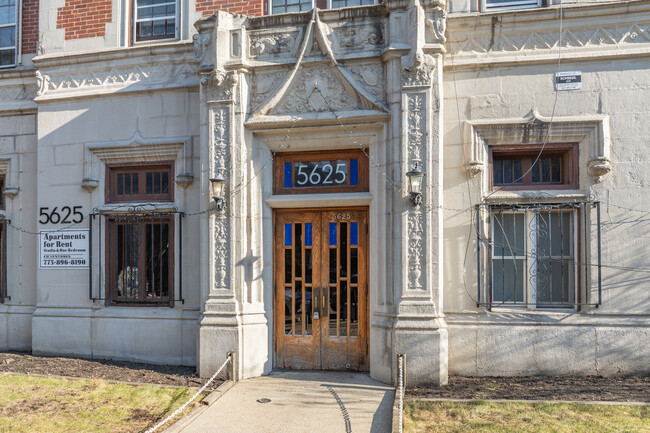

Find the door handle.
xmin=313 ymin=288 xmax=320 ymax=320
xmin=321 ymin=292 xmax=327 ymax=318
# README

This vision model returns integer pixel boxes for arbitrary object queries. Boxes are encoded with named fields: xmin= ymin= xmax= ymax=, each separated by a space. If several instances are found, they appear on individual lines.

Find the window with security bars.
xmin=106 ymin=213 xmax=173 ymax=305
xmin=0 ymin=0 xmax=17 ymax=68
xmin=477 ymin=202 xmax=602 ymax=309
xmin=134 ymin=0 xmax=177 ymax=42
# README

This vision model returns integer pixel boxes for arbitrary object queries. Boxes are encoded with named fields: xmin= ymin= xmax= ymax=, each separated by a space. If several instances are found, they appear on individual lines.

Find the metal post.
xmin=596 ymin=202 xmax=602 ymax=307
xmin=89 ymin=214 xmax=93 ymax=300
xmin=227 ymin=351 xmax=238 ymax=383
xmin=476 ymin=206 xmax=481 ymax=307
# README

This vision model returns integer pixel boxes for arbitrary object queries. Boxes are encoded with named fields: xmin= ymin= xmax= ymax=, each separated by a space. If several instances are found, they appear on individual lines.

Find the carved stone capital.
xmin=81 ymin=178 xmax=99 ymax=192
xmin=193 ymin=32 xmax=211 ymax=66
xmin=3 ymin=186 xmax=18 ymax=198
xmin=202 ymin=70 xmax=238 ymax=102
xmin=588 ymin=157 xmax=612 ymax=182
xmin=402 ymin=53 xmax=435 ymax=88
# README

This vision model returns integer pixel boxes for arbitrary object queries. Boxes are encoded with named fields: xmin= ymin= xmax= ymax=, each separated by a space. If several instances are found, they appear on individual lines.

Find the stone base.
xmin=393 ymin=325 xmax=448 ymax=386
xmin=198 ymin=320 xmax=239 ymax=378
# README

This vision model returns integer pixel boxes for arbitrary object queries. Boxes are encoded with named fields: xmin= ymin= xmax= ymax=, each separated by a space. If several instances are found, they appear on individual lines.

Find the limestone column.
xmin=389 ymin=0 xmax=448 ymax=386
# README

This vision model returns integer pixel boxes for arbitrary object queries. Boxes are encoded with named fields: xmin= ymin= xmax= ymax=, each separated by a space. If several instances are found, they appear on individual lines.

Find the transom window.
xmin=0 ymin=0 xmax=17 ymax=68
xmin=134 ymin=0 xmax=177 ymax=42
xmin=107 ymin=164 xmax=173 ymax=202
xmin=483 ymin=0 xmax=542 ymax=11
xmin=491 ymin=144 xmax=577 ymax=190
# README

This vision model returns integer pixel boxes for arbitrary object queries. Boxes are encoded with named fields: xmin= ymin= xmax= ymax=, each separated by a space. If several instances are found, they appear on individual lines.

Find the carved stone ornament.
xmin=250 ymin=70 xmax=289 ymax=112
xmin=587 ymin=157 xmax=612 ymax=182
xmin=211 ymin=106 xmax=230 ymax=291
xmin=249 ymin=31 xmax=299 ymax=58
xmin=193 ymin=32 xmax=211 ymax=65
xmin=402 ymin=53 xmax=435 ymax=88
xmin=464 ymin=160 xmax=484 ymax=177
xmin=425 ymin=7 xmax=447 ymax=44
xmin=0 ymin=82 xmax=37 ymax=102
xmin=35 ymin=64 xmax=196 ymax=97
xmin=450 ymin=23 xmax=650 ymax=55
xmin=407 ymin=94 xmax=425 ymax=163
xmin=346 ymin=64 xmax=385 ymax=103
xmin=271 ymin=67 xmax=358 ymax=114
xmin=332 ymin=23 xmax=384 ymax=51
xmin=407 ymin=211 xmax=425 ymax=290
xmin=202 ymin=70 xmax=238 ymax=102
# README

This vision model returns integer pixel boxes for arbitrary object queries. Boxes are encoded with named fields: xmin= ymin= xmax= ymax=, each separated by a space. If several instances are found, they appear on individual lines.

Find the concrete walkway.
xmin=173 ymin=371 xmax=395 ymax=433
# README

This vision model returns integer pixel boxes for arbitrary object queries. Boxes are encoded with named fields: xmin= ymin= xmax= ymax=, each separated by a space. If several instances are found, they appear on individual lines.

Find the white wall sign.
xmin=40 ymin=230 xmax=90 ymax=268
xmin=555 ymin=71 xmax=582 ymax=91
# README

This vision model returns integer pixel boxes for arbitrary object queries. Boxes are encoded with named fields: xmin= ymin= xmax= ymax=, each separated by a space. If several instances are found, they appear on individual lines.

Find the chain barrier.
xmin=143 ymin=354 xmax=232 ymax=433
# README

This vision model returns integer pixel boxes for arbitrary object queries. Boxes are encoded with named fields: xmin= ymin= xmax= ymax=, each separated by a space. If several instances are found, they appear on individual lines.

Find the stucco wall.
xmin=442 ymin=2 xmax=650 ymax=375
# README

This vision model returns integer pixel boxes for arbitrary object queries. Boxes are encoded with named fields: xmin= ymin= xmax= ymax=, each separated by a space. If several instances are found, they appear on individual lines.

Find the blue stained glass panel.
xmin=351 ymin=222 xmax=358 ymax=246
xmin=284 ymin=223 xmax=292 ymax=246
xmin=305 ymin=223 xmax=312 ymax=246
xmin=284 ymin=162 xmax=292 ymax=188
xmin=329 ymin=223 xmax=337 ymax=246
xmin=350 ymin=159 xmax=358 ymax=186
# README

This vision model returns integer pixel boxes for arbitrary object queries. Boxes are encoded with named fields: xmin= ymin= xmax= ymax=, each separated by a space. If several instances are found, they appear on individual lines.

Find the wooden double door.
xmin=274 ymin=208 xmax=369 ymax=371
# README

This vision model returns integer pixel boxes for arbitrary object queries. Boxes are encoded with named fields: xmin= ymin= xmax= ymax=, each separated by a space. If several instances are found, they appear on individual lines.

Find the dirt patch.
xmin=407 ymin=375 xmax=650 ymax=402
xmin=0 ymin=351 xmax=221 ymax=390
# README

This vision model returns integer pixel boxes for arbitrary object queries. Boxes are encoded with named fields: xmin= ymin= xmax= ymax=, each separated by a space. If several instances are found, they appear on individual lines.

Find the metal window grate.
xmin=476 ymin=201 xmax=601 ymax=309
xmin=89 ymin=212 xmax=183 ymax=305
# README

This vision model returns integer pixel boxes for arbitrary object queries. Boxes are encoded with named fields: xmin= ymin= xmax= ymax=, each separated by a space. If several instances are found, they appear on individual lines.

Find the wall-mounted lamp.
xmin=210 ymin=173 xmax=226 ymax=210
xmin=406 ymin=162 xmax=425 ymax=207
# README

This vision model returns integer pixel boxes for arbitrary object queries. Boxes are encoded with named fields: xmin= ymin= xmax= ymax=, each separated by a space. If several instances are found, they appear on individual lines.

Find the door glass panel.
xmin=295 ymin=224 xmax=302 ymax=278
xmin=350 ymin=159 xmax=358 ymax=186
xmin=329 ymin=286 xmax=337 ymax=337
xmin=305 ymin=249 xmax=312 ymax=284
xmin=285 ymin=249 xmax=292 ymax=284
xmin=305 ymin=223 xmax=312 ymax=246
xmin=350 ymin=284 xmax=358 ymax=337
xmin=350 ymin=222 xmax=358 ymax=246
xmin=284 ymin=223 xmax=292 ymax=246
xmin=351 ymin=248 xmax=358 ymax=284
xmin=329 ymin=222 xmax=337 ymax=246
xmin=305 ymin=287 xmax=312 ymax=336
xmin=329 ymin=248 xmax=337 ymax=284
xmin=340 ymin=223 xmax=347 ymax=278
xmin=285 ymin=285 xmax=293 ymax=335
xmin=340 ymin=281 xmax=348 ymax=337
xmin=295 ymin=281 xmax=303 ymax=336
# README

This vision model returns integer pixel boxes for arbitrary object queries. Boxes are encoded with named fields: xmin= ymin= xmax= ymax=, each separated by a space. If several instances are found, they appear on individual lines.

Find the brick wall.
xmin=22 ymin=0 xmax=39 ymax=54
xmin=196 ymin=0 xmax=264 ymax=17
xmin=56 ymin=0 xmax=112 ymax=40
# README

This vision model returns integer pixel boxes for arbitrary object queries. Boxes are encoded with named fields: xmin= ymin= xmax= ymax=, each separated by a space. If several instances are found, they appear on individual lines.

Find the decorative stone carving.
xmin=250 ymin=70 xmax=288 ymax=112
xmin=35 ymin=63 xmax=197 ymax=97
xmin=407 ymin=211 xmax=425 ymax=290
xmin=249 ymin=30 xmax=300 ymax=59
xmin=588 ymin=157 xmax=612 ymax=182
xmin=425 ymin=7 xmax=447 ymax=43
xmin=407 ymin=94 xmax=425 ymax=163
xmin=450 ymin=23 xmax=650 ymax=55
xmin=211 ymin=106 xmax=230 ymax=291
xmin=202 ymin=70 xmax=238 ymax=102
xmin=464 ymin=160 xmax=484 ymax=177
xmin=332 ymin=23 xmax=384 ymax=52
xmin=402 ymin=53 xmax=435 ymax=88
xmin=346 ymin=64 xmax=384 ymax=103
xmin=193 ymin=32 xmax=211 ymax=65
xmin=0 ymin=83 xmax=37 ymax=102
xmin=271 ymin=67 xmax=358 ymax=115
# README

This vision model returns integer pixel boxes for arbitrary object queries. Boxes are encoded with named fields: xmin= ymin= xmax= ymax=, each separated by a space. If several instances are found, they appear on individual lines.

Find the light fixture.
xmin=210 ymin=173 xmax=226 ymax=210
xmin=406 ymin=162 xmax=425 ymax=207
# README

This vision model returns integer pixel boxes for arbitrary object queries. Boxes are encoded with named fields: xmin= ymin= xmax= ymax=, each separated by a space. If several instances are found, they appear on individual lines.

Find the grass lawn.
xmin=404 ymin=400 xmax=650 ymax=433
xmin=0 ymin=373 xmax=201 ymax=433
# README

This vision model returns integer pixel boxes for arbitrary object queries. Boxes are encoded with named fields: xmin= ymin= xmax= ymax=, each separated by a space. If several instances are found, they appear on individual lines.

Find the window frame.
xmin=0 ymin=175 xmax=5 ymax=210
xmin=273 ymin=149 xmax=369 ymax=195
xmin=133 ymin=0 xmax=179 ymax=44
xmin=488 ymin=205 xmax=579 ymax=309
xmin=489 ymin=143 xmax=579 ymax=191
xmin=105 ymin=213 xmax=175 ymax=307
xmin=0 ymin=0 xmax=18 ymax=69
xmin=106 ymin=163 xmax=174 ymax=203
xmin=481 ymin=0 xmax=542 ymax=11
xmin=268 ymin=0 xmax=377 ymax=14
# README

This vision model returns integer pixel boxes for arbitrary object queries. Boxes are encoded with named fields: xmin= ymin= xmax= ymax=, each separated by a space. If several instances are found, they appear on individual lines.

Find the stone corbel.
xmin=425 ymin=7 xmax=447 ymax=45
xmin=587 ymin=157 xmax=612 ymax=183
xmin=464 ymin=160 xmax=484 ymax=178
xmin=0 ymin=155 xmax=19 ymax=198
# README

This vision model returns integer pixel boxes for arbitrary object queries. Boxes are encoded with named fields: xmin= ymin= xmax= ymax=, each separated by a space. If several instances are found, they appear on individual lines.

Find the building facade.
xmin=0 ymin=0 xmax=648 ymax=385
